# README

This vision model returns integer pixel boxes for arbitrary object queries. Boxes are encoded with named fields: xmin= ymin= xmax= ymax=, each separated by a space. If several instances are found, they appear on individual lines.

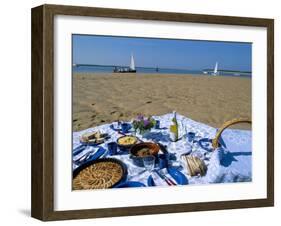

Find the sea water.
xmin=72 ymin=65 xmax=252 ymax=78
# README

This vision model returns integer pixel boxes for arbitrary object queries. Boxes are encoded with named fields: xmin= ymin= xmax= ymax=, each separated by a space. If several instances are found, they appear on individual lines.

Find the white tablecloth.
xmin=72 ymin=113 xmax=252 ymax=186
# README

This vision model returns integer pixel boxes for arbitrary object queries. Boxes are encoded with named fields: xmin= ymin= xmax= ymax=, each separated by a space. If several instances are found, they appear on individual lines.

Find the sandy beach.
xmin=73 ymin=73 xmax=251 ymax=131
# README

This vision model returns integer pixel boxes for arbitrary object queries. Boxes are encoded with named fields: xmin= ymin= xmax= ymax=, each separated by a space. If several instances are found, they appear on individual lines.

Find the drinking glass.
xmin=107 ymin=142 xmax=117 ymax=155
xmin=154 ymin=120 xmax=160 ymax=129
xmin=143 ymin=156 xmax=155 ymax=172
xmin=187 ymin=132 xmax=196 ymax=143
xmin=121 ymin=123 xmax=130 ymax=133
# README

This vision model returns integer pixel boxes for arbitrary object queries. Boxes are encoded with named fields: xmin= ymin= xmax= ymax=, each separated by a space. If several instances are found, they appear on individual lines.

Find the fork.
xmin=155 ymin=170 xmax=177 ymax=185
xmin=74 ymin=149 xmax=96 ymax=164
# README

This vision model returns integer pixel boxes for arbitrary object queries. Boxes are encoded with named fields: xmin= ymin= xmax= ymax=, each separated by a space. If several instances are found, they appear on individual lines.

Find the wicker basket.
xmin=184 ymin=118 xmax=252 ymax=177
xmin=212 ymin=118 xmax=251 ymax=149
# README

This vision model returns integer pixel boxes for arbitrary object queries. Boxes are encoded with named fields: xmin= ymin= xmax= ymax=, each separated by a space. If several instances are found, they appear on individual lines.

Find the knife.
xmin=157 ymin=170 xmax=177 ymax=186
xmin=154 ymin=170 xmax=173 ymax=186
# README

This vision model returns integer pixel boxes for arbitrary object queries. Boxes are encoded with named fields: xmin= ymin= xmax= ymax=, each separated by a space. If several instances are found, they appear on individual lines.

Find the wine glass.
xmin=143 ymin=156 xmax=155 ymax=172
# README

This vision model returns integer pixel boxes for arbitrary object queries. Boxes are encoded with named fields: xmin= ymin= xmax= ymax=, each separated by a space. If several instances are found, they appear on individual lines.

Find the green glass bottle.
xmin=170 ymin=111 xmax=178 ymax=142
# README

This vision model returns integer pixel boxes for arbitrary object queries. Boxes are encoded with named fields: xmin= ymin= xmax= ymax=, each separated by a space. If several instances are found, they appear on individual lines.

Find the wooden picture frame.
xmin=31 ymin=4 xmax=274 ymax=221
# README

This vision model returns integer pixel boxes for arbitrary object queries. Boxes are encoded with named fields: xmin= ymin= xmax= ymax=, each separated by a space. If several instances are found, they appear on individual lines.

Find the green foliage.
xmin=132 ymin=115 xmax=156 ymax=134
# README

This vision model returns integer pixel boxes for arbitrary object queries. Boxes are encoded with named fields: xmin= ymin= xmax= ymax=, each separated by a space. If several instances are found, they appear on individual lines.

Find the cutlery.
xmin=137 ymin=136 xmax=144 ymax=143
xmin=154 ymin=170 xmax=176 ymax=186
xmin=127 ymin=169 xmax=146 ymax=180
xmin=161 ymin=171 xmax=177 ymax=185
xmin=157 ymin=142 xmax=168 ymax=154
xmin=74 ymin=149 xmax=96 ymax=164
xmin=117 ymin=130 xmax=145 ymax=143
xmin=99 ymin=147 xmax=108 ymax=158
xmin=157 ymin=170 xmax=177 ymax=185
xmin=77 ymin=147 xmax=107 ymax=164
xmin=181 ymin=150 xmax=192 ymax=157
xmin=73 ymin=144 xmax=86 ymax=156
xmin=118 ymin=131 xmax=127 ymax=136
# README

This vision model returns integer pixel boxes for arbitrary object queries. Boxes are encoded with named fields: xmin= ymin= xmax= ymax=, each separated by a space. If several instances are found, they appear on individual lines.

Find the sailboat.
xmin=129 ymin=54 xmax=136 ymax=72
xmin=212 ymin=62 xmax=219 ymax=76
xmin=113 ymin=54 xmax=136 ymax=73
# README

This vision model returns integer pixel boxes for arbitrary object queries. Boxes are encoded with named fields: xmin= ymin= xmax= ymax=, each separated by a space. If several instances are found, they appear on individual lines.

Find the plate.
xmin=114 ymin=181 xmax=146 ymax=188
xmin=198 ymin=138 xmax=213 ymax=152
xmin=110 ymin=124 xmax=121 ymax=131
xmin=147 ymin=167 xmax=188 ymax=186
xmin=167 ymin=167 xmax=188 ymax=185
xmin=79 ymin=131 xmax=110 ymax=145
xmin=73 ymin=158 xmax=127 ymax=190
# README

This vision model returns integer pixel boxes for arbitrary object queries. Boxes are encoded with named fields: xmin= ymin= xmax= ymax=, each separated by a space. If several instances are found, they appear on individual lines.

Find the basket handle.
xmin=212 ymin=118 xmax=251 ymax=149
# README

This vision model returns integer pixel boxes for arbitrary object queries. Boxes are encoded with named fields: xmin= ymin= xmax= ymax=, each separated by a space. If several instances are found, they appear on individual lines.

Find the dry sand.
xmin=73 ymin=73 xmax=251 ymax=131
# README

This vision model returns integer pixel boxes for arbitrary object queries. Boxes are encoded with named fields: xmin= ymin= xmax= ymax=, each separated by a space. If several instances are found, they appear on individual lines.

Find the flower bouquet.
xmin=132 ymin=115 xmax=156 ymax=135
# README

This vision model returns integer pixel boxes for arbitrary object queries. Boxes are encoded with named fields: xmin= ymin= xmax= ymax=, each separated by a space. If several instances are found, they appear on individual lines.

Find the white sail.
xmin=213 ymin=62 xmax=218 ymax=75
xmin=130 ymin=54 xmax=135 ymax=71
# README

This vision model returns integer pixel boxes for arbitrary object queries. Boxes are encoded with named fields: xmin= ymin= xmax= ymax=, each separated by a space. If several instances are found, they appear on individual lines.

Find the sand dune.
xmin=73 ymin=73 xmax=251 ymax=131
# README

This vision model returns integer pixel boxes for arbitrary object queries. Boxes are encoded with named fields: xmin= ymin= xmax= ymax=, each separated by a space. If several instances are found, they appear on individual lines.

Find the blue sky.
xmin=72 ymin=34 xmax=252 ymax=71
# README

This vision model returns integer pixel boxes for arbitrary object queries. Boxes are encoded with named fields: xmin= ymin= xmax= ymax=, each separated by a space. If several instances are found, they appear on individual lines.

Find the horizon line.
xmin=73 ymin=63 xmax=252 ymax=73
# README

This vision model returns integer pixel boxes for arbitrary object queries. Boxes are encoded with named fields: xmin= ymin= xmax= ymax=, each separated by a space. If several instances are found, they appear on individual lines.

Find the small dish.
xmin=117 ymin=135 xmax=138 ymax=151
xmin=130 ymin=142 xmax=160 ymax=167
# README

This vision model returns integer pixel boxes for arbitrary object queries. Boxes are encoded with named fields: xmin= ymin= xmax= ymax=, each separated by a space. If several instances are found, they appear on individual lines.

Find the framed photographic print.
xmin=31 ymin=4 xmax=274 ymax=221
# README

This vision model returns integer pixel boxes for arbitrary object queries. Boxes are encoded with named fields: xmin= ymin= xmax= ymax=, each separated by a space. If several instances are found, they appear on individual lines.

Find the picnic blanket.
xmin=72 ymin=113 xmax=252 ymax=186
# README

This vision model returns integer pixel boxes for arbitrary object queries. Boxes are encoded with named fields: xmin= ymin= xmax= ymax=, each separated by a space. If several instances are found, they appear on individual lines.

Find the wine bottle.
xmin=170 ymin=111 xmax=178 ymax=142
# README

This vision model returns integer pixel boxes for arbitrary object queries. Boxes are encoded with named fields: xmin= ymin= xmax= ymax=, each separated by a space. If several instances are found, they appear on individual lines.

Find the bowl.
xmin=117 ymin=135 xmax=138 ymax=151
xmin=130 ymin=142 xmax=160 ymax=167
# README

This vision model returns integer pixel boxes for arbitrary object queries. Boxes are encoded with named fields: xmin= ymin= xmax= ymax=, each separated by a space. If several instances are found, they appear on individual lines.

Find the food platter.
xmin=79 ymin=131 xmax=109 ymax=145
xmin=73 ymin=158 xmax=127 ymax=190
